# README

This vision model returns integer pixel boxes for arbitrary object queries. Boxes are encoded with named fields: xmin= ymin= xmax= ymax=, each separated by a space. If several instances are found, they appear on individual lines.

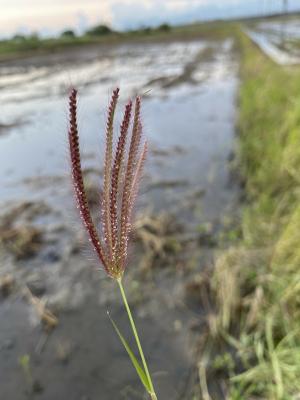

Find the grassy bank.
xmin=202 ymin=33 xmax=300 ymax=398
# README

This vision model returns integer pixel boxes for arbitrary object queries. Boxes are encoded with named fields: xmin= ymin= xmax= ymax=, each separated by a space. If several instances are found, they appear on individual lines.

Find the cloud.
xmin=111 ymin=0 xmax=300 ymax=29
xmin=110 ymin=0 xmax=244 ymax=29
xmin=0 ymin=0 xmax=300 ymax=37
xmin=0 ymin=0 xmax=113 ymax=37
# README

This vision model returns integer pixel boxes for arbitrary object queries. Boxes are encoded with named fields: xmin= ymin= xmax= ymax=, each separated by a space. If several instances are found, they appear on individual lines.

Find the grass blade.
xmin=107 ymin=311 xmax=151 ymax=393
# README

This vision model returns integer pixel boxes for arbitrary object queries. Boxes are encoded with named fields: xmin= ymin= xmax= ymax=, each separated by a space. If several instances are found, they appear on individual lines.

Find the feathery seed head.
xmin=68 ymin=88 xmax=146 ymax=279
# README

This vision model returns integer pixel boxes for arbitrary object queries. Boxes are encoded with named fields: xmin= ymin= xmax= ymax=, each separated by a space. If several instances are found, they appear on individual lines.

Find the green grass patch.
xmin=204 ymin=32 xmax=300 ymax=398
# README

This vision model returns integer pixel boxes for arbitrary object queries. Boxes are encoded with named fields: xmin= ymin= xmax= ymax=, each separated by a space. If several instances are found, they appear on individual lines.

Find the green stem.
xmin=117 ymin=278 xmax=157 ymax=398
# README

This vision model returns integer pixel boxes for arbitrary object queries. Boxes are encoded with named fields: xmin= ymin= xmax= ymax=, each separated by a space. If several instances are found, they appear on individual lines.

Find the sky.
xmin=1 ymin=0 xmax=300 ymax=38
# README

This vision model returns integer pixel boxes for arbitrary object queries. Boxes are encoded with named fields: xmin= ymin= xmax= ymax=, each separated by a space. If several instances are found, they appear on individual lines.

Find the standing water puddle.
xmin=246 ymin=18 xmax=300 ymax=64
xmin=0 ymin=39 xmax=239 ymax=399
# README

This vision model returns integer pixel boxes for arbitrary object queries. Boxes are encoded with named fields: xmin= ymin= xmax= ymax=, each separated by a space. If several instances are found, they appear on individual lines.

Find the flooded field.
xmin=247 ymin=16 xmax=300 ymax=64
xmin=0 ymin=38 xmax=239 ymax=399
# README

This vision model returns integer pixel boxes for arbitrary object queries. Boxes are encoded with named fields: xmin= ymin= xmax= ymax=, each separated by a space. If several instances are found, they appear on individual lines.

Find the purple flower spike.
xmin=68 ymin=88 xmax=147 ymax=279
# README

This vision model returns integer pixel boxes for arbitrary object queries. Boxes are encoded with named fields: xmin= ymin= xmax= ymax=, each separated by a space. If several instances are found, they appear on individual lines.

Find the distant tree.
xmin=61 ymin=29 xmax=76 ymax=38
xmin=12 ymin=34 xmax=26 ymax=42
xmin=141 ymin=26 xmax=152 ymax=34
xmin=86 ymin=24 xmax=113 ymax=36
xmin=28 ymin=33 xmax=40 ymax=41
xmin=158 ymin=23 xmax=171 ymax=32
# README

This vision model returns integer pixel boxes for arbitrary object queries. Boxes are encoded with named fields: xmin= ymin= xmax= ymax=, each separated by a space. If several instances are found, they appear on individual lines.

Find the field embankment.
xmin=203 ymin=32 xmax=300 ymax=398
xmin=0 ymin=22 xmax=236 ymax=63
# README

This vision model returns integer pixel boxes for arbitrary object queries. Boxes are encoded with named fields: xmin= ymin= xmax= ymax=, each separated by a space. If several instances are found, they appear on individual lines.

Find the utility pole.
xmin=283 ymin=0 xmax=288 ymax=15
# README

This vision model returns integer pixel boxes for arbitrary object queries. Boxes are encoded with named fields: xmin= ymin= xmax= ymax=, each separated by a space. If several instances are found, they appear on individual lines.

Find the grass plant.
xmin=68 ymin=88 xmax=157 ymax=400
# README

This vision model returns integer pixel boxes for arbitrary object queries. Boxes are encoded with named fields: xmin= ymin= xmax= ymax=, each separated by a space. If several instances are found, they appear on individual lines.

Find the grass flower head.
xmin=68 ymin=88 xmax=147 ymax=280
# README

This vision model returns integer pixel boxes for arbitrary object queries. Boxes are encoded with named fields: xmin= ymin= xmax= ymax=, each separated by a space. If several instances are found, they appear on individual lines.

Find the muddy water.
xmin=0 ymin=40 xmax=239 ymax=399
xmin=247 ymin=18 xmax=300 ymax=64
